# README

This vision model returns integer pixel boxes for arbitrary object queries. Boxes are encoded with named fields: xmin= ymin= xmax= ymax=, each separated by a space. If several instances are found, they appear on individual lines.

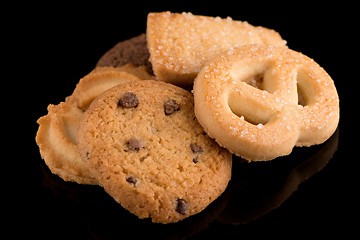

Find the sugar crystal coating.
xmin=193 ymin=44 xmax=339 ymax=161
xmin=146 ymin=11 xmax=287 ymax=85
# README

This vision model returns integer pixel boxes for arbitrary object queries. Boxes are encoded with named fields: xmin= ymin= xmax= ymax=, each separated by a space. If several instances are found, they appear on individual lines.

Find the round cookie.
xmin=36 ymin=65 xmax=150 ymax=184
xmin=96 ymin=34 xmax=152 ymax=74
xmin=77 ymin=80 xmax=232 ymax=223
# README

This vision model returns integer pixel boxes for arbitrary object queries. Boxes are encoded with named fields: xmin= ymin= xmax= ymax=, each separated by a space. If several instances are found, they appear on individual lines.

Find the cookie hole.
xmin=229 ymin=62 xmax=274 ymax=125
xmin=231 ymin=61 xmax=270 ymax=91
xmin=296 ymin=70 xmax=312 ymax=107
xmin=297 ymin=83 xmax=307 ymax=106
xmin=228 ymin=92 xmax=272 ymax=126
xmin=243 ymin=74 xmax=264 ymax=91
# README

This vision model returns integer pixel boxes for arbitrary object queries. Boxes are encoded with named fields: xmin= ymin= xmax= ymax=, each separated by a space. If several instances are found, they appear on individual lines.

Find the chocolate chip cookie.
xmin=77 ymin=80 xmax=232 ymax=223
xmin=36 ymin=65 xmax=150 ymax=184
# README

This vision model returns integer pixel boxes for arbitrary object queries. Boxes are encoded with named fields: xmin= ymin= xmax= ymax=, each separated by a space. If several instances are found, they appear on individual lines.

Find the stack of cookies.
xmin=36 ymin=11 xmax=339 ymax=223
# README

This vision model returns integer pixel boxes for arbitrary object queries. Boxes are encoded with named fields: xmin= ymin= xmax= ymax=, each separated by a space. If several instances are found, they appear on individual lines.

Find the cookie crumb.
xmin=119 ymin=92 xmax=138 ymax=108
xmin=176 ymin=199 xmax=188 ymax=215
xmin=164 ymin=99 xmax=180 ymax=115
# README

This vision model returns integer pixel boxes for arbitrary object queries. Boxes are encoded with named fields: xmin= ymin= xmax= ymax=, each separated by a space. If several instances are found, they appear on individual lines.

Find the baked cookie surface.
xmin=36 ymin=65 xmax=150 ymax=184
xmin=147 ymin=11 xmax=287 ymax=86
xmin=77 ymin=80 xmax=232 ymax=223
xmin=193 ymin=44 xmax=339 ymax=161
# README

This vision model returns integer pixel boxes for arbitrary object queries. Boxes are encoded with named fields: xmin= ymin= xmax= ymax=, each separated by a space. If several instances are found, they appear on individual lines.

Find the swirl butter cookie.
xmin=193 ymin=44 xmax=339 ymax=161
xmin=36 ymin=65 xmax=151 ymax=184
xmin=77 ymin=80 xmax=232 ymax=223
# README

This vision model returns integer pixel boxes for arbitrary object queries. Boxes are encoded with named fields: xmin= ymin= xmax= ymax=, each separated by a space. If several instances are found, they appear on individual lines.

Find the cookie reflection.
xmin=40 ymin=159 xmax=230 ymax=239
xmin=40 ymin=127 xmax=338 ymax=237
xmin=217 ymin=127 xmax=339 ymax=225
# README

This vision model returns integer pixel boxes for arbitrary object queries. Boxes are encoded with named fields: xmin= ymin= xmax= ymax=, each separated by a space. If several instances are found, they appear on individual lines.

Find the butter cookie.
xmin=193 ymin=44 xmax=339 ymax=161
xmin=147 ymin=11 xmax=287 ymax=86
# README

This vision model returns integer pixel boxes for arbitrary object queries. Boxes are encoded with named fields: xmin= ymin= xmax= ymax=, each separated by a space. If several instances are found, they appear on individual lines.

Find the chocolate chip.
xmin=193 ymin=156 xmax=199 ymax=163
xmin=164 ymin=99 xmax=180 ymax=115
xmin=126 ymin=176 xmax=137 ymax=184
xmin=176 ymin=199 xmax=188 ymax=215
xmin=119 ymin=92 xmax=138 ymax=108
xmin=126 ymin=138 xmax=143 ymax=152
xmin=190 ymin=144 xmax=203 ymax=154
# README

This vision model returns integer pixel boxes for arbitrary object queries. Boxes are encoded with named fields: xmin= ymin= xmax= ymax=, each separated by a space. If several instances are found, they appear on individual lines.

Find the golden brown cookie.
xmin=36 ymin=65 xmax=150 ymax=184
xmin=193 ymin=44 xmax=339 ymax=161
xmin=147 ymin=11 xmax=287 ymax=86
xmin=77 ymin=80 xmax=232 ymax=223
xmin=36 ymin=101 xmax=94 ymax=184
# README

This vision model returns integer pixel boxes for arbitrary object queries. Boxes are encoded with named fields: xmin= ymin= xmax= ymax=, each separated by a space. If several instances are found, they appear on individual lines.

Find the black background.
xmin=10 ymin=2 xmax=356 ymax=239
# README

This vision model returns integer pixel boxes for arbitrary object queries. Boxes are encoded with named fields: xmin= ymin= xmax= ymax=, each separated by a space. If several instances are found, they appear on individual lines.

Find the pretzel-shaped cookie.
xmin=193 ymin=44 xmax=339 ymax=161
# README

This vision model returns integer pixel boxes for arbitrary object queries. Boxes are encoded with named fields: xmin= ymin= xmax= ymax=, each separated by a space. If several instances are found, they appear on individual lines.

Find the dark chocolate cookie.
xmin=96 ymin=34 xmax=152 ymax=73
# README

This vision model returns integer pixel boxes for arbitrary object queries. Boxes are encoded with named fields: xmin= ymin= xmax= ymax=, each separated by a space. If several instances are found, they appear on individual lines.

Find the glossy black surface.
xmin=15 ymin=3 xmax=355 ymax=239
